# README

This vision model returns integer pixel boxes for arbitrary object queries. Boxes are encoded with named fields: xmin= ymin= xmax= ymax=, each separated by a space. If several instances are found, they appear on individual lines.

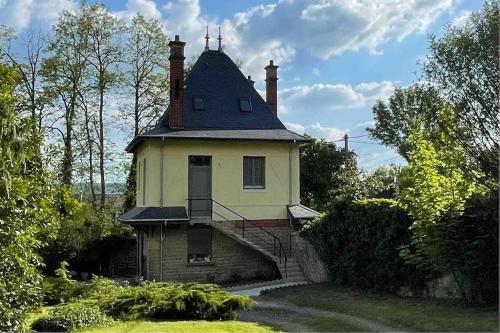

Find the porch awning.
xmin=288 ymin=204 xmax=321 ymax=220
xmin=118 ymin=206 xmax=188 ymax=224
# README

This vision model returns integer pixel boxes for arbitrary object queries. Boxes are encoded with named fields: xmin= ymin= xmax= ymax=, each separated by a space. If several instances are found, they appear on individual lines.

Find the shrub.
xmin=302 ymin=198 xmax=429 ymax=293
xmin=42 ymin=262 xmax=79 ymax=305
xmin=435 ymin=191 xmax=498 ymax=305
xmin=31 ymin=303 xmax=109 ymax=332
xmin=98 ymin=282 xmax=254 ymax=320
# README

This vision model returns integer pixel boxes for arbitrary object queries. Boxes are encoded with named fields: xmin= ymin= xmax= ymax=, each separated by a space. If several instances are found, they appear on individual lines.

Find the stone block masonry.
xmin=146 ymin=224 xmax=278 ymax=282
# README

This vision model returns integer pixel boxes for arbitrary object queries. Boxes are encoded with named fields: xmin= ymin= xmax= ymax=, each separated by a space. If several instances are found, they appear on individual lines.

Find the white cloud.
xmin=279 ymin=81 xmax=395 ymax=114
xmin=284 ymin=121 xmax=347 ymax=141
xmin=312 ymin=68 xmax=320 ymax=75
xmin=451 ymin=10 xmax=471 ymax=28
xmin=284 ymin=122 xmax=306 ymax=134
xmin=114 ymin=0 xmax=162 ymax=21
xmin=310 ymin=122 xmax=347 ymax=141
xmin=0 ymin=0 xmax=76 ymax=31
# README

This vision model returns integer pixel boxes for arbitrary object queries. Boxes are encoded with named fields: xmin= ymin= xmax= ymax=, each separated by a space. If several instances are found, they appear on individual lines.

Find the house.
xmin=119 ymin=34 xmax=319 ymax=284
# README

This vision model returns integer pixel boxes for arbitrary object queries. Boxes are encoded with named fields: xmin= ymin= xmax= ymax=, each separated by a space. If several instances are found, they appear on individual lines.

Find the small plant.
xmin=42 ymin=262 xmax=79 ymax=305
xmin=31 ymin=303 xmax=110 ymax=332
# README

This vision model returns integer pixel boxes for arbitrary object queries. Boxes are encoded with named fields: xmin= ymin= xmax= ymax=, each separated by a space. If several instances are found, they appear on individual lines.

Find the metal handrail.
xmin=187 ymin=198 xmax=288 ymax=278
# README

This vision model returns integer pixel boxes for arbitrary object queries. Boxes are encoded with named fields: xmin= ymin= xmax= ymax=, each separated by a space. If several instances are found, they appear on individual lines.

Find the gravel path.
xmin=239 ymin=297 xmax=404 ymax=332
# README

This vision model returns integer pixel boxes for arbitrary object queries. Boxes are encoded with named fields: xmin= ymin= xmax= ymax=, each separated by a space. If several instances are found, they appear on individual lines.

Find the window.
xmin=243 ymin=156 xmax=265 ymax=188
xmin=193 ymin=97 xmax=206 ymax=111
xmin=188 ymin=225 xmax=212 ymax=263
xmin=239 ymin=98 xmax=252 ymax=112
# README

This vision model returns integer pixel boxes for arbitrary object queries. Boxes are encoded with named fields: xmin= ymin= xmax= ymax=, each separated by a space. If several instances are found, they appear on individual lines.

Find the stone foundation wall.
xmin=146 ymin=224 xmax=278 ymax=282
xmin=291 ymin=232 xmax=328 ymax=282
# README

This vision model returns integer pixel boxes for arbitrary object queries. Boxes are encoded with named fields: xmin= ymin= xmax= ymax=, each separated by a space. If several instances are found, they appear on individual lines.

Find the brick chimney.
xmin=265 ymin=60 xmax=278 ymax=116
xmin=168 ymin=35 xmax=186 ymax=129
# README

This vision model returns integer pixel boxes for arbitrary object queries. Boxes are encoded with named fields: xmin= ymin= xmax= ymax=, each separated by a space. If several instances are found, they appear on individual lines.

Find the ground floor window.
xmin=187 ymin=225 xmax=212 ymax=263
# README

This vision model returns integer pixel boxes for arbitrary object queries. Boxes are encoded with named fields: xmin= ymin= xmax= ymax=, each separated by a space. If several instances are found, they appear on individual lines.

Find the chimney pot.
xmin=168 ymin=35 xmax=186 ymax=129
xmin=247 ymin=75 xmax=255 ymax=87
xmin=265 ymin=60 xmax=279 ymax=117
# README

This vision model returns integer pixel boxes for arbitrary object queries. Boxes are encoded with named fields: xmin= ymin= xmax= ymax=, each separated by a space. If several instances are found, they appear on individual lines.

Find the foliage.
xmin=98 ymin=282 xmax=255 ymax=321
xmin=31 ymin=303 xmax=110 ymax=332
xmin=300 ymin=138 xmax=345 ymax=211
xmin=0 ymin=64 xmax=60 ymax=331
xmin=419 ymin=191 xmax=499 ymax=305
xmin=399 ymin=128 xmax=483 ymax=268
xmin=424 ymin=0 xmax=499 ymax=179
xmin=328 ymin=160 xmax=365 ymax=203
xmin=368 ymin=84 xmax=444 ymax=160
xmin=42 ymin=262 xmax=79 ymax=305
xmin=39 ymin=190 xmax=132 ymax=274
xmin=302 ymin=199 xmax=429 ymax=293
xmin=362 ymin=165 xmax=401 ymax=199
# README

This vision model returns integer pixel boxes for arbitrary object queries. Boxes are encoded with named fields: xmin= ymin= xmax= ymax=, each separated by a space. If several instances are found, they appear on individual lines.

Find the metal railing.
xmin=187 ymin=198 xmax=288 ymax=278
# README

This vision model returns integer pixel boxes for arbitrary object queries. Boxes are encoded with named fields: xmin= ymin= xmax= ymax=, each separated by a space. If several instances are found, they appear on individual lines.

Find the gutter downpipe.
xmin=160 ymin=138 xmax=165 ymax=207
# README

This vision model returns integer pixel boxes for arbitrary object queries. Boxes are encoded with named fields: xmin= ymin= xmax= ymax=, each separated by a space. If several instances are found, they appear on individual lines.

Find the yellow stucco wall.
xmin=135 ymin=139 xmax=300 ymax=220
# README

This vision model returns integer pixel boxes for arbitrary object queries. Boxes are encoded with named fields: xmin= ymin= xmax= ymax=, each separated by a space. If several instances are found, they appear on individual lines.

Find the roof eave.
xmin=125 ymin=132 xmax=312 ymax=152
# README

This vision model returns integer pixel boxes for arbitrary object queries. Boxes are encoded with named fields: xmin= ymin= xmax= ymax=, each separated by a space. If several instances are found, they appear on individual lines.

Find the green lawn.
xmin=262 ymin=283 xmax=499 ymax=332
xmin=76 ymin=320 xmax=279 ymax=333
xmin=301 ymin=318 xmax=362 ymax=332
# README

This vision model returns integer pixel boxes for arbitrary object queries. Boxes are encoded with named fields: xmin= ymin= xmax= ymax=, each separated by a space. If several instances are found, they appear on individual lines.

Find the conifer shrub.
xmin=98 ymin=282 xmax=254 ymax=320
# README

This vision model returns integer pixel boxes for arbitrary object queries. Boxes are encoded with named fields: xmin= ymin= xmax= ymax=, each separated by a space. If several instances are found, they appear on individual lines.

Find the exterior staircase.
xmin=211 ymin=220 xmax=308 ymax=283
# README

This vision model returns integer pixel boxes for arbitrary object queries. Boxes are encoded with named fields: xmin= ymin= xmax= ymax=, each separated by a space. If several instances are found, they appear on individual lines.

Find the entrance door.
xmin=188 ymin=156 xmax=212 ymax=219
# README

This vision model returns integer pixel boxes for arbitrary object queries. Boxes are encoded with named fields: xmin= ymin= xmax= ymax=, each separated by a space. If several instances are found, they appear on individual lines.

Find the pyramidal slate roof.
xmin=126 ymin=49 xmax=309 ymax=152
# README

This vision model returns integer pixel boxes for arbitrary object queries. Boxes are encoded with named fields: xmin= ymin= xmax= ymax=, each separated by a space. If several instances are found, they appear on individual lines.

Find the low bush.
xmin=98 ymin=282 xmax=254 ymax=320
xmin=302 ymin=198 xmax=430 ymax=293
xmin=31 ymin=303 xmax=110 ymax=332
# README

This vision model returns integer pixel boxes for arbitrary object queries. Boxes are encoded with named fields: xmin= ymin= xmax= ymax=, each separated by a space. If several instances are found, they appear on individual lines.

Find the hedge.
xmin=302 ymin=198 xmax=428 ymax=293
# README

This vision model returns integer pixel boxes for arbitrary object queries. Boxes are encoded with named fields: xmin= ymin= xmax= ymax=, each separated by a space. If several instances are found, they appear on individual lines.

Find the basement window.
xmin=239 ymin=98 xmax=252 ymax=112
xmin=193 ymin=97 xmax=206 ymax=111
xmin=243 ymin=156 xmax=265 ymax=189
xmin=188 ymin=225 xmax=212 ymax=263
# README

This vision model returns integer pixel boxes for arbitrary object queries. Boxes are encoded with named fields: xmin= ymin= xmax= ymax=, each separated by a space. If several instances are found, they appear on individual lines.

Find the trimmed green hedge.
xmin=302 ymin=198 xmax=428 ymax=293
xmin=31 ymin=303 xmax=109 ymax=332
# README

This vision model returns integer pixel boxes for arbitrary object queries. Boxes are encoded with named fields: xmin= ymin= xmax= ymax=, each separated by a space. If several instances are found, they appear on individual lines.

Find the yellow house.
xmin=119 ymin=35 xmax=319 ymax=284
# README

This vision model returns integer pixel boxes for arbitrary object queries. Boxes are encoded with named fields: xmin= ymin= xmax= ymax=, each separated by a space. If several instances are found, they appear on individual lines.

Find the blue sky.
xmin=0 ymin=0 xmax=484 ymax=172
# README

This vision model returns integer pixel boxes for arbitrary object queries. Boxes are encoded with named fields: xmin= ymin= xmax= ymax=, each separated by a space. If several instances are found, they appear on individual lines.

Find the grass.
xmin=76 ymin=319 xmax=280 ymax=333
xmin=262 ymin=283 xmax=499 ymax=332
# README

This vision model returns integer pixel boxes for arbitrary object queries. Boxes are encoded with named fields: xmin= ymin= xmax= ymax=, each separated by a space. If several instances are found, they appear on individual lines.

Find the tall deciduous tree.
xmin=300 ymin=138 xmax=345 ymax=211
xmin=42 ymin=10 xmax=90 ymax=185
xmin=424 ymin=0 xmax=499 ymax=179
xmin=121 ymin=15 xmax=169 ymax=210
xmin=81 ymin=4 xmax=122 ymax=208
xmin=1 ymin=30 xmax=49 ymax=133
xmin=368 ymin=84 xmax=444 ymax=160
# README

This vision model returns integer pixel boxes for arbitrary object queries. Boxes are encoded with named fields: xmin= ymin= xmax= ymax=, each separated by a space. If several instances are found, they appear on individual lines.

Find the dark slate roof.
xmin=126 ymin=49 xmax=310 ymax=152
xmin=288 ymin=204 xmax=321 ymax=220
xmin=118 ymin=206 xmax=188 ymax=223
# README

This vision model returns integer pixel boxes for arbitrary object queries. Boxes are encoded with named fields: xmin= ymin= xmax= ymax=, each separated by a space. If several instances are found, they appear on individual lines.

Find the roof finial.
xmin=218 ymin=26 xmax=223 ymax=52
xmin=205 ymin=25 xmax=210 ymax=51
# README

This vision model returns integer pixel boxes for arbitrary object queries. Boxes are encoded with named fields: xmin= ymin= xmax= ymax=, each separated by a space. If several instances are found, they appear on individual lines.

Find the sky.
xmin=0 ymin=0 xmax=485 ymax=173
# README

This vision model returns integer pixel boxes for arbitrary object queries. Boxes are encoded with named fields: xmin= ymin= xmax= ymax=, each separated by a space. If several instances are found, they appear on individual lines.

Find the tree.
xmin=398 ymin=122 xmax=484 ymax=272
xmin=80 ymin=4 xmax=122 ymax=208
xmin=0 ymin=64 xmax=59 ymax=331
xmin=368 ymin=84 xmax=444 ymax=160
xmin=42 ymin=9 xmax=90 ymax=186
xmin=300 ymin=138 xmax=344 ymax=211
xmin=362 ymin=165 xmax=401 ymax=199
xmin=121 ymin=15 xmax=169 ymax=210
xmin=424 ymin=0 xmax=499 ymax=178
xmin=1 ymin=30 xmax=49 ymax=133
